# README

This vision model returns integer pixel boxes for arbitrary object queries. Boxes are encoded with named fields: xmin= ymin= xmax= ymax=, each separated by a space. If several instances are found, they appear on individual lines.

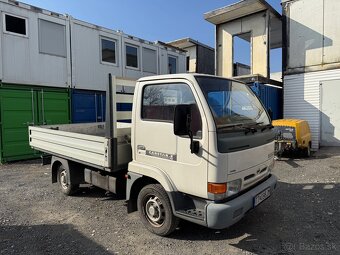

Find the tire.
xmin=56 ymin=165 xmax=79 ymax=196
xmin=137 ymin=184 xmax=179 ymax=236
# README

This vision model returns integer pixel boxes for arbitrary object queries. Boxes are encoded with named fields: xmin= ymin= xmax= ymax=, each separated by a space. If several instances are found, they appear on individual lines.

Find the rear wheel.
xmin=137 ymin=184 xmax=179 ymax=236
xmin=57 ymin=165 xmax=79 ymax=195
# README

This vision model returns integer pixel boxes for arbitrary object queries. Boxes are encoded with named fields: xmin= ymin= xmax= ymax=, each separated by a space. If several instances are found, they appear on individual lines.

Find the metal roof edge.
xmin=167 ymin=37 xmax=215 ymax=51
xmin=204 ymin=0 xmax=281 ymax=25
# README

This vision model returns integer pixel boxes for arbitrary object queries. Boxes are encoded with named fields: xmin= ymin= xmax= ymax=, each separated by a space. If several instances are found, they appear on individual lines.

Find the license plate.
xmin=254 ymin=188 xmax=271 ymax=207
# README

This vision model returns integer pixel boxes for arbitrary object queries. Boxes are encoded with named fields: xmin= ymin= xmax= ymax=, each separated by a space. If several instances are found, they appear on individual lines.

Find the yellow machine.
xmin=272 ymin=119 xmax=312 ymax=157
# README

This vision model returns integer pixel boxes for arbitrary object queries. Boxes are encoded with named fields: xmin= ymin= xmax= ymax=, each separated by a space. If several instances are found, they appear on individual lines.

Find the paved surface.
xmin=0 ymin=148 xmax=339 ymax=255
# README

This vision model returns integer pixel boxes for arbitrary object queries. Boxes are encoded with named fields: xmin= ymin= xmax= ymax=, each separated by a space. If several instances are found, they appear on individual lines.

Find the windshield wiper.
xmin=243 ymin=125 xmax=258 ymax=135
xmin=217 ymin=123 xmax=244 ymax=130
xmin=261 ymin=124 xmax=274 ymax=132
xmin=217 ymin=123 xmax=257 ymax=134
xmin=217 ymin=122 xmax=270 ymax=134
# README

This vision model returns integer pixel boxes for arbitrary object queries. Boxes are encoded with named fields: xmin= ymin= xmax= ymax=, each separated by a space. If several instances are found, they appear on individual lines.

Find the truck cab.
xmin=127 ymin=74 xmax=277 ymax=235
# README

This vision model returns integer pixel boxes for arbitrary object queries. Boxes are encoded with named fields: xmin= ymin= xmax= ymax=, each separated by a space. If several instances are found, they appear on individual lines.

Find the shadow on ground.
xmin=0 ymin=224 xmax=113 ymax=255
xmin=169 ymin=181 xmax=339 ymax=254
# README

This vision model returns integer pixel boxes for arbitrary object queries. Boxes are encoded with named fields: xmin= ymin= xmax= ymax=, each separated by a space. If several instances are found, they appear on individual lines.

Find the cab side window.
xmin=142 ymin=83 xmax=202 ymax=138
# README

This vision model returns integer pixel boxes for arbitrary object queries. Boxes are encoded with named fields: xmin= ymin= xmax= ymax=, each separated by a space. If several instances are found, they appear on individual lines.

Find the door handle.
xmin=137 ymin=145 xmax=146 ymax=155
xmin=24 ymin=122 xmax=35 ymax=126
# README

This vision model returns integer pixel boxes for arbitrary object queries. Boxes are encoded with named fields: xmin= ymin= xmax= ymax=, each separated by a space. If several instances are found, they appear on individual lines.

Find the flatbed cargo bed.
xmin=29 ymin=122 xmax=131 ymax=170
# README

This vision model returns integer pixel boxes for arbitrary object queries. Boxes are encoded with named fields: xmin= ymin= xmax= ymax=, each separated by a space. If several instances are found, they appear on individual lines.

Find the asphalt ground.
xmin=0 ymin=148 xmax=339 ymax=255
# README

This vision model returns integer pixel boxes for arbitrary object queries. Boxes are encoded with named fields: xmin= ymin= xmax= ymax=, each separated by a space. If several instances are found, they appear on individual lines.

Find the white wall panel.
xmin=185 ymin=46 xmax=197 ymax=72
xmin=323 ymin=0 xmax=340 ymax=65
xmin=287 ymin=0 xmax=323 ymax=69
xmin=286 ymin=0 xmax=340 ymax=71
xmin=0 ymin=2 xmax=69 ymax=87
xmin=70 ymin=19 xmax=122 ymax=91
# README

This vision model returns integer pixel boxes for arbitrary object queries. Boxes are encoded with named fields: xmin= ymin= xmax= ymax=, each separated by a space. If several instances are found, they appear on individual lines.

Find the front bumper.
xmin=206 ymin=174 xmax=277 ymax=229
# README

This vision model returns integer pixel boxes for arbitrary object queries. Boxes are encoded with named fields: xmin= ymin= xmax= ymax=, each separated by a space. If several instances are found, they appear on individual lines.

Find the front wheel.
xmin=57 ymin=165 xmax=79 ymax=196
xmin=137 ymin=184 xmax=179 ymax=236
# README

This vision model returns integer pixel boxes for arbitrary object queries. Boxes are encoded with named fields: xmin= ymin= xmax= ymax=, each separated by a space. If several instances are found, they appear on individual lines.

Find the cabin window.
xmin=4 ymin=14 xmax=27 ymax=36
xmin=39 ymin=19 xmax=66 ymax=57
xmin=168 ymin=56 xmax=177 ymax=74
xmin=101 ymin=38 xmax=117 ymax=64
xmin=126 ymin=44 xmax=139 ymax=68
xmin=142 ymin=83 xmax=202 ymax=138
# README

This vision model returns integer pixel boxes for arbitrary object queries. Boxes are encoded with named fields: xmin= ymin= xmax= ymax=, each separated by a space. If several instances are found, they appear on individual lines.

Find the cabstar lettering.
xmin=146 ymin=150 xmax=177 ymax=161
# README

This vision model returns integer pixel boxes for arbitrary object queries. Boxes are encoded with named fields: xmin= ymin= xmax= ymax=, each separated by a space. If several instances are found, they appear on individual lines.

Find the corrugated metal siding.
xmin=284 ymin=69 xmax=340 ymax=150
xmin=0 ymin=85 xmax=70 ymax=163
xmin=250 ymin=83 xmax=283 ymax=120
xmin=196 ymin=45 xmax=215 ymax=75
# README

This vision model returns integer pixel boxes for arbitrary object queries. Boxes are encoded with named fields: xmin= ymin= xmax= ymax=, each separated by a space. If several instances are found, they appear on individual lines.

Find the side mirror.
xmin=174 ymin=104 xmax=200 ymax=154
xmin=174 ymin=104 xmax=191 ymax=136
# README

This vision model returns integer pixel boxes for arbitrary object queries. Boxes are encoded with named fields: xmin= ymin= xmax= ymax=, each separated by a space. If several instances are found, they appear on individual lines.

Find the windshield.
xmin=195 ymin=76 xmax=270 ymax=129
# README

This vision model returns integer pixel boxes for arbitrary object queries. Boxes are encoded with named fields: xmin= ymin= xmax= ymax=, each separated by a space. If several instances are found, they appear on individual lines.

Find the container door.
xmin=0 ymin=89 xmax=39 ymax=163
xmin=320 ymin=80 xmax=340 ymax=146
xmin=71 ymin=90 xmax=96 ymax=123
xmin=38 ymin=90 xmax=70 ymax=125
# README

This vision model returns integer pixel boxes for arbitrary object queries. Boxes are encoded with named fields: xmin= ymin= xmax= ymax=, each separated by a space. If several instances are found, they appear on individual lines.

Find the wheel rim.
xmin=144 ymin=195 xmax=165 ymax=227
xmin=59 ymin=169 xmax=69 ymax=190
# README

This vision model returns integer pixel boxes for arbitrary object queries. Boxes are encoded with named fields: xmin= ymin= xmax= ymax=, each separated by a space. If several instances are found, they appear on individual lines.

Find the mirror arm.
xmin=188 ymin=130 xmax=199 ymax=154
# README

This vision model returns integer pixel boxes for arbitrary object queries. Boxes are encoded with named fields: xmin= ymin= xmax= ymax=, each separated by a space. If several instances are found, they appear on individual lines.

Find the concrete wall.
xmin=216 ymin=11 xmax=269 ymax=78
xmin=185 ymin=45 xmax=197 ymax=73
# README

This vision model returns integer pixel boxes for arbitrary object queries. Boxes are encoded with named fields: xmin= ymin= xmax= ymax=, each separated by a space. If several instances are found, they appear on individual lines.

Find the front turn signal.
xmin=208 ymin=183 xmax=227 ymax=194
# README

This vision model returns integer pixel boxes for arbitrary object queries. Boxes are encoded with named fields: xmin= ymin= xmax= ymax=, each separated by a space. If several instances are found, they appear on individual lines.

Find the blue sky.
xmin=22 ymin=0 xmax=282 ymax=72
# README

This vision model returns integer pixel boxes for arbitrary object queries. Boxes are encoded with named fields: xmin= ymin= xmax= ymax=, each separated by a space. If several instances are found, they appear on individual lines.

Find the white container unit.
xmin=0 ymin=0 xmax=186 ymax=91
xmin=121 ymin=34 xmax=160 ymax=79
xmin=284 ymin=69 xmax=340 ymax=149
xmin=0 ymin=0 xmax=70 ymax=87
xmin=70 ymin=18 xmax=186 ymax=91
xmin=157 ymin=43 xmax=186 ymax=75
xmin=70 ymin=18 xmax=123 ymax=91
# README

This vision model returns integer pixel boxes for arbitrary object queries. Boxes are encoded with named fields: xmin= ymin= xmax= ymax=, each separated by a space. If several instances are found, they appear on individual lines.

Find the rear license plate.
xmin=254 ymin=188 xmax=271 ymax=207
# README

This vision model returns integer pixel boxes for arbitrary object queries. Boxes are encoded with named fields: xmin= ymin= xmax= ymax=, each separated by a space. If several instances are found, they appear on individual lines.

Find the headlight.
xmin=227 ymin=179 xmax=242 ymax=196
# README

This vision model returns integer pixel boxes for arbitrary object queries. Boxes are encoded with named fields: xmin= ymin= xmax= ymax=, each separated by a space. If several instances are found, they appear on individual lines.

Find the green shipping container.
xmin=0 ymin=85 xmax=70 ymax=163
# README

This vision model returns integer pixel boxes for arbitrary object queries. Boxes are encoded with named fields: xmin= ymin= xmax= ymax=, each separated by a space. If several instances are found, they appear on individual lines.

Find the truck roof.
xmin=137 ymin=73 xmax=244 ymax=84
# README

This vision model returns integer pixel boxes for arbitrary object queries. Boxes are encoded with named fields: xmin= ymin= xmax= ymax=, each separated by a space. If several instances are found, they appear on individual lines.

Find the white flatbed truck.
xmin=29 ymin=74 xmax=277 ymax=236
